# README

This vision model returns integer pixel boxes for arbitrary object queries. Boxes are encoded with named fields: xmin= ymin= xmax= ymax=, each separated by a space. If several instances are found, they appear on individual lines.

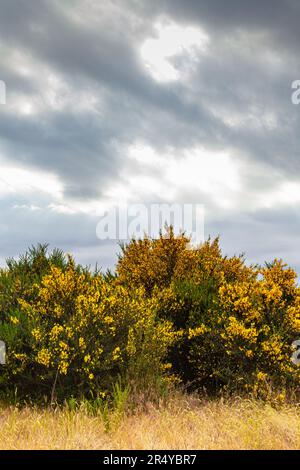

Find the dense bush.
xmin=0 ymin=245 xmax=177 ymax=402
xmin=118 ymin=230 xmax=300 ymax=399
xmin=0 ymin=230 xmax=299 ymax=403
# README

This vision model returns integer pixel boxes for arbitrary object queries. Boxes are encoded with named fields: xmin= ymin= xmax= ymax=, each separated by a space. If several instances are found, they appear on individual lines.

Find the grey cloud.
xmin=0 ymin=0 xmax=299 ymax=271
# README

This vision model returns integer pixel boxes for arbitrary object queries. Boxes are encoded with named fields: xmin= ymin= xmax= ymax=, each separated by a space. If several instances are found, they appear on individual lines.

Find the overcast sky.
xmin=0 ymin=0 xmax=300 ymax=273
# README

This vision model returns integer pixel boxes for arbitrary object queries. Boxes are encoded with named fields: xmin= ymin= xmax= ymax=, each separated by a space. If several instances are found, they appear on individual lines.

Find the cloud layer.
xmin=0 ymin=0 xmax=300 ymax=272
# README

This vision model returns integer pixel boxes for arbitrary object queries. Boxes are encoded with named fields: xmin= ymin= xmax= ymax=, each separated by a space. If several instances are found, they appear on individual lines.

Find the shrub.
xmin=1 ymin=257 xmax=177 ymax=401
xmin=118 ymin=230 xmax=300 ymax=398
xmin=0 ymin=244 xmax=70 ymax=395
xmin=117 ymin=226 xmax=194 ymax=295
xmin=0 ymin=229 xmax=299 ymax=404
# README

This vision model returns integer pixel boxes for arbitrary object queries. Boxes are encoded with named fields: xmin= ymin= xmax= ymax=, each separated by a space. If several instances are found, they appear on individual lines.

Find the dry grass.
xmin=0 ymin=394 xmax=299 ymax=450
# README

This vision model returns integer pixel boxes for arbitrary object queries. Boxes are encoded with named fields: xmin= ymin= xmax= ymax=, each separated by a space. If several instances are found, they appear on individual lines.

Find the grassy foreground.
xmin=0 ymin=395 xmax=299 ymax=450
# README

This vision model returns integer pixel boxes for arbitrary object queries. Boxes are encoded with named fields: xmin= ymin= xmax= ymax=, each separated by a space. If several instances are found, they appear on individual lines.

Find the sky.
xmin=0 ymin=0 xmax=300 ymax=273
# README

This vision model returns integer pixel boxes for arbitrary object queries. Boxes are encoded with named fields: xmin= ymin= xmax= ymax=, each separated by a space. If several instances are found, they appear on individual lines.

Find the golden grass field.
xmin=0 ymin=394 xmax=299 ymax=450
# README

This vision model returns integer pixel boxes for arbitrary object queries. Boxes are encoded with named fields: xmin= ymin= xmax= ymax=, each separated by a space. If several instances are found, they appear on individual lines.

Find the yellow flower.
xmin=84 ymin=354 xmax=91 ymax=363
xmin=188 ymin=325 xmax=207 ymax=339
xmin=37 ymin=349 xmax=51 ymax=367
xmin=257 ymin=371 xmax=267 ymax=381
xmin=79 ymin=337 xmax=86 ymax=350
xmin=104 ymin=316 xmax=114 ymax=324
xmin=112 ymin=346 xmax=121 ymax=361
xmin=32 ymin=328 xmax=42 ymax=341
xmin=60 ymin=350 xmax=68 ymax=360
xmin=59 ymin=361 xmax=68 ymax=375
xmin=50 ymin=324 xmax=64 ymax=340
xmin=162 ymin=363 xmax=172 ymax=370
xmin=59 ymin=341 xmax=68 ymax=350
xmin=14 ymin=353 xmax=27 ymax=361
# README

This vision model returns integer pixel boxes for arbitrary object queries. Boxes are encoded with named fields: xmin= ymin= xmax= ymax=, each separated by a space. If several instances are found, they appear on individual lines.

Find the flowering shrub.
xmin=117 ymin=226 xmax=194 ymax=295
xmin=0 ymin=230 xmax=299 ymax=403
xmin=0 ymin=253 xmax=177 ymax=401
xmin=119 ymin=232 xmax=300 ymax=399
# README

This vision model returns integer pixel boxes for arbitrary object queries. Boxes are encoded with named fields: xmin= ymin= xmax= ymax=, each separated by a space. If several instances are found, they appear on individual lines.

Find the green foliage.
xmin=0 ymin=251 xmax=176 ymax=402
xmin=118 ymin=231 xmax=300 ymax=400
xmin=0 ymin=229 xmax=299 ymax=404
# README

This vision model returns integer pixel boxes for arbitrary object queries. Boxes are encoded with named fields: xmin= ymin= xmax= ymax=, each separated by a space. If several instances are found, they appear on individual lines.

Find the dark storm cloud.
xmin=0 ymin=0 xmax=299 ymax=271
xmin=1 ymin=0 xmax=299 ymax=184
xmin=0 ymin=0 xmax=228 ymax=197
xmin=159 ymin=0 xmax=300 ymax=43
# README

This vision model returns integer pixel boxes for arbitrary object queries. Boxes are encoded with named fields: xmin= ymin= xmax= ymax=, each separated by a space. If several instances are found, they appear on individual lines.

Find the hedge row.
xmin=0 ymin=228 xmax=299 ymax=403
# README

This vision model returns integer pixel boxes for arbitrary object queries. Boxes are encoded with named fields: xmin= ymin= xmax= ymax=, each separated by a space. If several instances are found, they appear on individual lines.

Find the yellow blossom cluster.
xmin=0 ymin=233 xmax=299 ymax=402
xmin=12 ymin=258 xmax=177 ymax=398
